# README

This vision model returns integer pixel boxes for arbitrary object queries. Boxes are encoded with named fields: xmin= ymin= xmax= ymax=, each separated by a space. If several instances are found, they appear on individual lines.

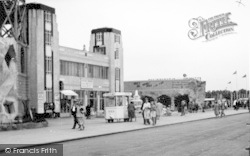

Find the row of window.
xmin=60 ymin=60 xmax=109 ymax=79
xmin=60 ymin=60 xmax=85 ymax=77
xmin=87 ymin=64 xmax=109 ymax=79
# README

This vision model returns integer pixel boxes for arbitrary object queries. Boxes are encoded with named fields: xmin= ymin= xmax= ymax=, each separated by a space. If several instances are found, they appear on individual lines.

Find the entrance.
xmin=174 ymin=94 xmax=189 ymax=112
xmin=157 ymin=95 xmax=171 ymax=107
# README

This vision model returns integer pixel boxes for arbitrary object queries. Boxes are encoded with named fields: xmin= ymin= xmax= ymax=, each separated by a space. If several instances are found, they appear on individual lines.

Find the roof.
xmin=91 ymin=27 xmax=121 ymax=35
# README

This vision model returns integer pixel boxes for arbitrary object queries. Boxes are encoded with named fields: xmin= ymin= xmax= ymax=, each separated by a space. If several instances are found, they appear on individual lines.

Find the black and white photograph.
xmin=0 ymin=0 xmax=249 ymax=155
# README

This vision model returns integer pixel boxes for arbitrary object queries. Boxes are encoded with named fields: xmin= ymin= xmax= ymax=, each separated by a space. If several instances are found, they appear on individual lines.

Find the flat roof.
xmin=91 ymin=27 xmax=121 ymax=35
xmin=26 ymin=3 xmax=55 ymax=14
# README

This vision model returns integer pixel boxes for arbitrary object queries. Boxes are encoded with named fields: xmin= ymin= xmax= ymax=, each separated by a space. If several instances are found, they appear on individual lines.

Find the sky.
xmin=27 ymin=0 xmax=250 ymax=91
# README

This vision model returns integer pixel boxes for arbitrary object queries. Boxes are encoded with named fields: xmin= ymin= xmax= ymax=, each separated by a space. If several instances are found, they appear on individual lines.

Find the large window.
xmin=88 ymin=64 xmax=108 ymax=79
xmin=60 ymin=60 xmax=85 ymax=77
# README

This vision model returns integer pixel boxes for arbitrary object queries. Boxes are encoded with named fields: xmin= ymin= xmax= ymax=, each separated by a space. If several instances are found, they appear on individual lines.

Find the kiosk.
xmin=103 ymin=92 xmax=132 ymax=123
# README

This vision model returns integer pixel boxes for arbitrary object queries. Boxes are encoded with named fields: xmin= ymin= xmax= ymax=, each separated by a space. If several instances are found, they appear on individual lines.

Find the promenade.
xmin=0 ymin=108 xmax=249 ymax=152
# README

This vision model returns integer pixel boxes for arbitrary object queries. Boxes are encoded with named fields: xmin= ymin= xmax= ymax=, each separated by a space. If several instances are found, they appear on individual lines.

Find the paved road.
xmin=62 ymin=113 xmax=250 ymax=156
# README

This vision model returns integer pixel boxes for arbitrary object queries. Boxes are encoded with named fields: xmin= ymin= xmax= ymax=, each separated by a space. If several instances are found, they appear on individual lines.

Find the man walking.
xmin=155 ymin=99 xmax=163 ymax=120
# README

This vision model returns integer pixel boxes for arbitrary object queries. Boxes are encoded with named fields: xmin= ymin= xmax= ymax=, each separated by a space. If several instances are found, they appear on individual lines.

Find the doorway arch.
xmin=157 ymin=95 xmax=171 ymax=107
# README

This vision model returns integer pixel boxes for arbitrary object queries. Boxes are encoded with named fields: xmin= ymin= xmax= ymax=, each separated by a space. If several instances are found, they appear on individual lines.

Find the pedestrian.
xmin=247 ymin=99 xmax=250 ymax=112
xmin=76 ymin=102 xmax=85 ymax=131
xmin=150 ymin=101 xmax=157 ymax=126
xmin=220 ymin=100 xmax=226 ymax=117
xmin=141 ymin=98 xmax=150 ymax=125
xmin=85 ymin=103 xmax=91 ymax=119
xmin=71 ymin=101 xmax=80 ymax=129
xmin=155 ymin=99 xmax=163 ymax=120
xmin=181 ymin=100 xmax=186 ymax=116
xmin=213 ymin=101 xmax=220 ymax=118
xmin=142 ymin=98 xmax=151 ymax=125
xmin=233 ymin=100 xmax=237 ymax=110
xmin=127 ymin=102 xmax=136 ymax=122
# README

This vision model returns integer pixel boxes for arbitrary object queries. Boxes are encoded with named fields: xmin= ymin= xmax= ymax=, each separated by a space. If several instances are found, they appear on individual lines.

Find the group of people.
xmin=71 ymin=101 xmax=86 ymax=131
xmin=141 ymin=98 xmax=163 ymax=126
xmin=213 ymin=99 xmax=226 ymax=118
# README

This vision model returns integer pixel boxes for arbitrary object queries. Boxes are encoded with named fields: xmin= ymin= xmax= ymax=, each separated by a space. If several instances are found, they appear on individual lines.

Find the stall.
xmin=103 ymin=92 xmax=132 ymax=123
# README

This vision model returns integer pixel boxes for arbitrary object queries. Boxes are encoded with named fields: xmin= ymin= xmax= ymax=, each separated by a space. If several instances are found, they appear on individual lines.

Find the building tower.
xmin=89 ymin=28 xmax=124 ymax=93
xmin=26 ymin=3 xmax=59 ymax=114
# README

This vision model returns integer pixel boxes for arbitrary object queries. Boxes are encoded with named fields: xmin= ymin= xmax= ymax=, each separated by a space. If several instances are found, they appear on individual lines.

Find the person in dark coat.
xmin=128 ymin=102 xmax=136 ymax=122
xmin=71 ymin=102 xmax=80 ymax=129
xmin=85 ymin=103 xmax=91 ymax=119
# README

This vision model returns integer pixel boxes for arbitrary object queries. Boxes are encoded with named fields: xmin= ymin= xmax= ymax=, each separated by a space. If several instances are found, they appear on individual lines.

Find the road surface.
xmin=63 ymin=113 xmax=250 ymax=156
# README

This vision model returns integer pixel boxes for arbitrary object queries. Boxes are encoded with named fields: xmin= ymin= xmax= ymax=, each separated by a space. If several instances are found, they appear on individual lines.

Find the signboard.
xmin=81 ymin=79 xmax=93 ymax=89
xmin=37 ymin=91 xmax=45 ymax=113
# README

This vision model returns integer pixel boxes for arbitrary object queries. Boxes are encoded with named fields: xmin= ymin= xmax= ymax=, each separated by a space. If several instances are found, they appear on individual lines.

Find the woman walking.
xmin=150 ymin=101 xmax=157 ymax=126
xmin=76 ymin=102 xmax=86 ymax=131
xmin=142 ymin=98 xmax=151 ymax=125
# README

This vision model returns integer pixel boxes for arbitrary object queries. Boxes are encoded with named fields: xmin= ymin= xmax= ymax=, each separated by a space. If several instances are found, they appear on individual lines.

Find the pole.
xmin=236 ymin=72 xmax=238 ymax=100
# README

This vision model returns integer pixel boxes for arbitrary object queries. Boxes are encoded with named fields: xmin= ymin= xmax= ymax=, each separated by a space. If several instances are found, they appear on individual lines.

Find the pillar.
xmin=171 ymin=96 xmax=175 ymax=111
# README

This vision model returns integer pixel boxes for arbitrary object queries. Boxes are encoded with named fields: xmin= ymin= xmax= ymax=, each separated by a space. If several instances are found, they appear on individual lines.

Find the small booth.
xmin=103 ymin=92 xmax=132 ymax=123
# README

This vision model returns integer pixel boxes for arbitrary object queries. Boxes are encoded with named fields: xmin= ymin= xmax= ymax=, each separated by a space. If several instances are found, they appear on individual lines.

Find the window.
xmin=87 ymin=64 xmax=108 ymax=79
xmin=115 ymin=48 xmax=119 ymax=59
xmin=100 ymin=92 xmax=108 ymax=110
xmin=60 ymin=60 xmax=85 ymax=77
xmin=20 ymin=48 xmax=25 ymax=73
xmin=45 ymin=57 xmax=52 ymax=74
xmin=114 ymin=34 xmax=120 ymax=43
xmin=45 ymin=30 xmax=52 ymax=45
xmin=44 ymin=11 xmax=52 ymax=23
xmin=93 ymin=46 xmax=106 ymax=55
xmin=95 ymin=32 xmax=103 ymax=45
xmin=115 ymin=68 xmax=120 ymax=80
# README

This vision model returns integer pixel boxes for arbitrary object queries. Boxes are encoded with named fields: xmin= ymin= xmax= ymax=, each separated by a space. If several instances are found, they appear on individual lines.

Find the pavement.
xmin=0 ymin=108 xmax=249 ymax=151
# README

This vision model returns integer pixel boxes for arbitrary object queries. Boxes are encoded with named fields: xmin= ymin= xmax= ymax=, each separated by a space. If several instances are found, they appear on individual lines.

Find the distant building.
xmin=124 ymin=78 xmax=206 ymax=110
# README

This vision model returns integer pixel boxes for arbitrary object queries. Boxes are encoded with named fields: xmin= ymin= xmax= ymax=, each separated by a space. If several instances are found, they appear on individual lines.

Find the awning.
xmin=103 ymin=92 xmax=132 ymax=97
xmin=60 ymin=90 xmax=78 ymax=97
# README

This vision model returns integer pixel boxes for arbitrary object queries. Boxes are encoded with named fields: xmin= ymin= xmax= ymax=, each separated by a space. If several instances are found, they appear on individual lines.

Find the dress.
xmin=155 ymin=102 xmax=163 ymax=118
xmin=143 ymin=102 xmax=151 ymax=119
xmin=76 ymin=105 xmax=85 ymax=125
xmin=150 ymin=105 xmax=157 ymax=118
xmin=214 ymin=103 xmax=220 ymax=116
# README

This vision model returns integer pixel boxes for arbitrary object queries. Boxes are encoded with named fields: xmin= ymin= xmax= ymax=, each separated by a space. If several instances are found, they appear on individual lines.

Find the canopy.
xmin=204 ymin=98 xmax=215 ymax=101
xmin=103 ymin=92 xmax=132 ymax=97
xmin=60 ymin=90 xmax=78 ymax=97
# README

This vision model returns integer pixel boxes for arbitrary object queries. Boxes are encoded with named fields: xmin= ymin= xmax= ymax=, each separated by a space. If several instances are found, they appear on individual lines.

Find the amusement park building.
xmin=124 ymin=78 xmax=206 ymax=110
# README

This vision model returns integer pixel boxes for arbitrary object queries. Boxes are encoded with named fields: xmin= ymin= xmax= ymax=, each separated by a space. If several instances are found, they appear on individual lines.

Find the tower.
xmin=26 ymin=3 xmax=59 ymax=114
xmin=89 ymin=28 xmax=124 ymax=93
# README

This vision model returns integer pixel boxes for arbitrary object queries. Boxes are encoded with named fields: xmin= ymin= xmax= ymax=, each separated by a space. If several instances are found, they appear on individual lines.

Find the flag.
xmin=242 ymin=74 xmax=247 ymax=78
xmin=228 ymin=81 xmax=231 ymax=84
xmin=233 ymin=71 xmax=237 ymax=75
